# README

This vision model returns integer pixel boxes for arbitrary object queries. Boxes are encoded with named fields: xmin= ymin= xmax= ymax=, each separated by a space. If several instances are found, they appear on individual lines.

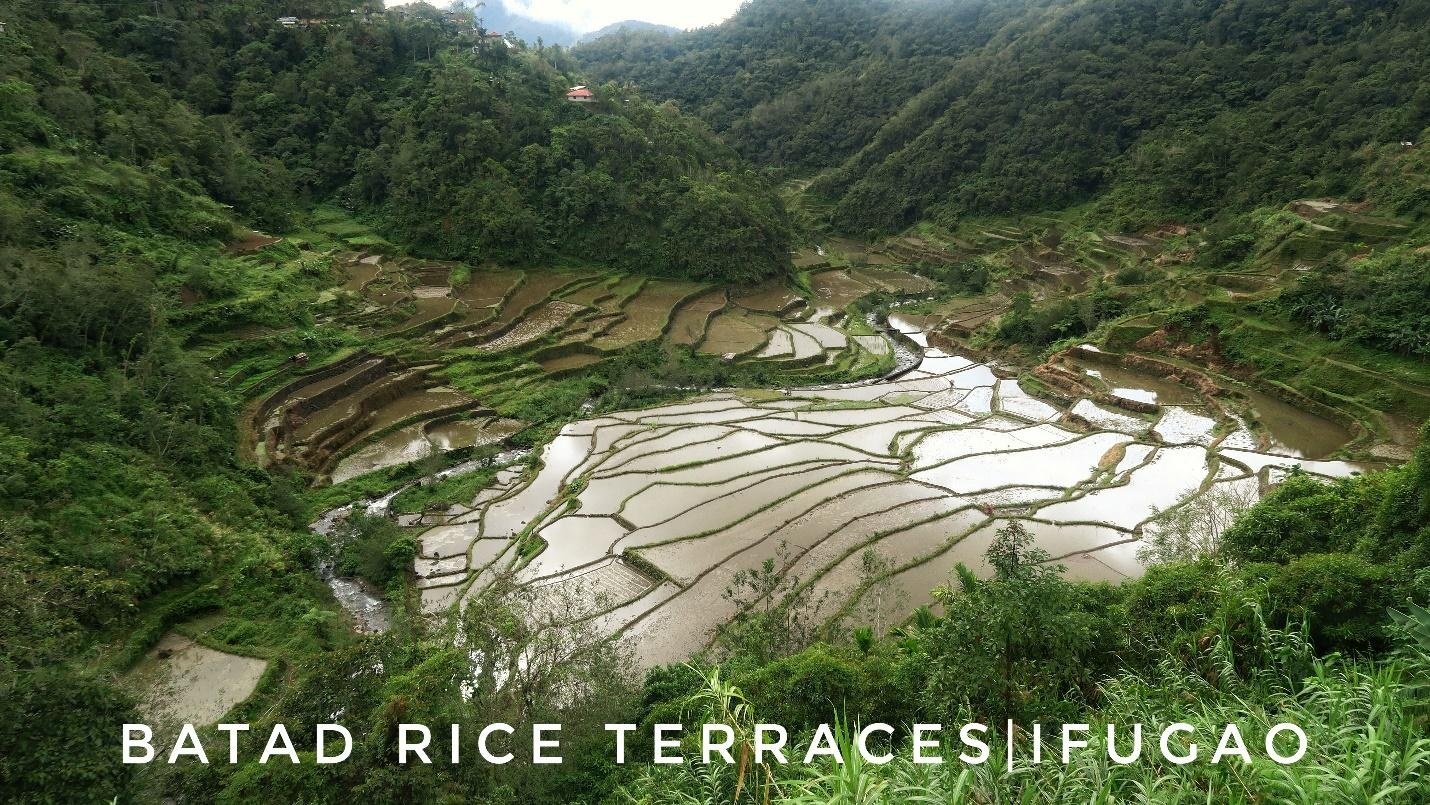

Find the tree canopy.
xmin=578 ymin=0 xmax=1430 ymax=233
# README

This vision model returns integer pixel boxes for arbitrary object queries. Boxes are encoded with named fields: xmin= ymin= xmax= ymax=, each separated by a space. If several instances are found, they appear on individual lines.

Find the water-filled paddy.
xmin=667 ymin=289 xmax=727 ymax=345
xmin=809 ymin=270 xmax=875 ymax=309
xmin=1072 ymin=359 xmax=1200 ymax=405
xmin=593 ymin=280 xmax=705 ymax=350
xmin=398 ymin=316 xmax=1370 ymax=667
xmin=733 ymin=282 xmax=802 ymax=313
xmin=132 ymin=633 xmax=267 ymax=728
xmin=277 ymin=252 xmax=1384 ymax=670
xmin=699 ymin=308 xmax=777 ymax=355
xmin=340 ymin=259 xmax=382 ymax=292
xmin=1240 ymin=386 xmax=1352 ymax=458
xmin=478 ymin=273 xmax=584 ymax=335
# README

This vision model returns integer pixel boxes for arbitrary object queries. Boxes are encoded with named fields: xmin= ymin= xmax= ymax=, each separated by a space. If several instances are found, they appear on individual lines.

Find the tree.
xmin=713 ymin=543 xmax=833 ymax=666
xmin=0 ymin=670 xmax=139 ymax=801
xmin=920 ymin=521 xmax=1122 ymax=724
xmin=1138 ymin=482 xmax=1259 ymax=564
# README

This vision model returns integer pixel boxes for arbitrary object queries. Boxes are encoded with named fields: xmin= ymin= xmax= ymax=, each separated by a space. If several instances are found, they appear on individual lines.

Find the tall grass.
xmin=619 ymin=599 xmax=1430 ymax=804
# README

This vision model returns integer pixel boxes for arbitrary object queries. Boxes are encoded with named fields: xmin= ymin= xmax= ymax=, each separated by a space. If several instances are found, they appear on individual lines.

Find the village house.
xmin=277 ymin=16 xmax=298 ymax=27
xmin=566 ymin=86 xmax=595 ymax=103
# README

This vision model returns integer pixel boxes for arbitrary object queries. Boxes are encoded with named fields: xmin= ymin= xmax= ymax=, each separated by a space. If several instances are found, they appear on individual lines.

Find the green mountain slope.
xmin=577 ymin=0 xmax=1430 ymax=232
xmin=580 ymin=20 xmax=681 ymax=45
xmin=3 ymin=0 xmax=792 ymax=282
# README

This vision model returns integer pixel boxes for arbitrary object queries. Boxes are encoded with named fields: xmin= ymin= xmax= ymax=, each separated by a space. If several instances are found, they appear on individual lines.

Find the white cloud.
xmin=385 ymin=0 xmax=741 ymax=33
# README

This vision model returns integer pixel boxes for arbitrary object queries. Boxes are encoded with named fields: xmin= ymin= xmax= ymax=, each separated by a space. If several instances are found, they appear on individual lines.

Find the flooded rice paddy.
xmin=249 ymin=259 xmax=926 ymax=485
xmin=667 ymin=289 xmax=728 ymax=346
xmin=403 ymin=320 xmax=1365 ymax=669
xmin=1240 ymin=386 xmax=1353 ymax=459
xmin=252 ymin=250 xmax=1379 ymax=670
xmin=131 ymin=633 xmax=268 ymax=728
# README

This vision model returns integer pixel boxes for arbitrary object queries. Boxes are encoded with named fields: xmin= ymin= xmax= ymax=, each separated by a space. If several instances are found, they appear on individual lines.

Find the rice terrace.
xmin=215 ymin=203 xmax=1413 ymax=667
xmin=5 ymin=2 xmax=1430 ymax=801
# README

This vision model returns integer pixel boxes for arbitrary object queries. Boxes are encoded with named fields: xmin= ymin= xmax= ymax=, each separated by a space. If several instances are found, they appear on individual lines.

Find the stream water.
xmin=310 ymin=504 xmax=392 ymax=634
xmin=313 ymin=450 xmax=533 ymax=632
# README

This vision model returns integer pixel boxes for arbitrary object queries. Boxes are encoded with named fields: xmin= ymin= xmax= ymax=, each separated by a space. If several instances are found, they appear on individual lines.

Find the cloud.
xmin=484 ymin=0 xmax=745 ymax=32
xmin=386 ymin=0 xmax=740 ymax=33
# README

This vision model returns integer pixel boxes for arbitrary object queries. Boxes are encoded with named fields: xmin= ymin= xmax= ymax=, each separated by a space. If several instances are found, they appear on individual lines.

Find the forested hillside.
xmin=2 ymin=1 xmax=1428 ymax=802
xmin=0 ymin=1 xmax=788 ymax=797
xmin=579 ymin=21 xmax=681 ymax=45
xmin=577 ymin=0 xmax=1430 ymax=233
xmin=2 ymin=0 xmax=792 ymax=282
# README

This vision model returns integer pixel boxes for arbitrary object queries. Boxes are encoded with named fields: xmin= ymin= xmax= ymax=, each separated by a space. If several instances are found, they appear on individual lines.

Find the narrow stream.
xmin=311 ymin=449 xmax=533 ymax=633
xmin=310 ymin=504 xmax=393 ymax=634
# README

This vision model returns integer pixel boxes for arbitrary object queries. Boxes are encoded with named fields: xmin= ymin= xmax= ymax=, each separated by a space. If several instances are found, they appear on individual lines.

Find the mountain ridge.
xmin=576 ymin=0 xmax=1430 ymax=233
xmin=579 ymin=19 xmax=681 ymax=44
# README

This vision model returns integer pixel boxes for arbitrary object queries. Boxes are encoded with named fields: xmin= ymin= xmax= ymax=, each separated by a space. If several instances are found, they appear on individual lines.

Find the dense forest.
xmin=2 ymin=0 xmax=793 ymax=282
xmin=1 ymin=0 xmax=1428 ymax=802
xmin=577 ymin=0 xmax=1430 ymax=233
xmin=0 ymin=0 xmax=783 ymax=799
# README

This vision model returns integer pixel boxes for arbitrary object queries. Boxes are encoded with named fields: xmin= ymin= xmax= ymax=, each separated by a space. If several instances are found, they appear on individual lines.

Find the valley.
xmin=203 ymin=195 xmax=1418 ymax=676
xmin=3 ymin=2 xmax=1427 ymax=802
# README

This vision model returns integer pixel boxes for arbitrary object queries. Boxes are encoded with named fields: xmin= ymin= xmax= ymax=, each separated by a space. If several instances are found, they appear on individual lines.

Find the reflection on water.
xmin=1071 ymin=360 xmax=1200 ymax=405
xmin=1068 ymin=358 xmax=1353 ymax=459
xmin=305 ymin=280 xmax=1382 ymax=666
xmin=1240 ymin=386 xmax=1351 ymax=459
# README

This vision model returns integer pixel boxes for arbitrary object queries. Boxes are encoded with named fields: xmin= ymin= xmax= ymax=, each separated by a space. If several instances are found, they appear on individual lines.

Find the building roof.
xmin=566 ymin=88 xmax=594 ymax=98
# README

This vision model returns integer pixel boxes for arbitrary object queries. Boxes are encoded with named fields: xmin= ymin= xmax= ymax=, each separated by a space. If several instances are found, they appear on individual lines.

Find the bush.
xmin=737 ymin=645 xmax=865 ymax=731
xmin=1221 ymin=472 xmax=1381 ymax=563
xmin=0 ymin=670 xmax=138 ymax=801
xmin=1263 ymin=553 xmax=1408 ymax=654
xmin=334 ymin=513 xmax=414 ymax=588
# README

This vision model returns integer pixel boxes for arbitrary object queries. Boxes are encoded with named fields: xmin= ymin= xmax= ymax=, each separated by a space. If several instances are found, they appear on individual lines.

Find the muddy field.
xmin=244 ymin=256 xmax=921 ymax=483
xmin=130 ymin=633 xmax=267 ymax=728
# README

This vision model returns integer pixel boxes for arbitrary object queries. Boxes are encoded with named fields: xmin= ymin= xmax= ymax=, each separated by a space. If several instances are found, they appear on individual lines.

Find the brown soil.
xmin=226 ymin=232 xmax=282 ymax=254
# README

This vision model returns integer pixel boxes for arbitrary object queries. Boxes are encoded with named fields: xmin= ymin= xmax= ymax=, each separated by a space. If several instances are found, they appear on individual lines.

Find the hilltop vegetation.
xmin=2 ymin=0 xmax=793 ymax=282
xmin=580 ymin=20 xmax=681 ymax=45
xmin=0 ymin=0 xmax=789 ymax=799
xmin=577 ymin=0 xmax=1430 ymax=232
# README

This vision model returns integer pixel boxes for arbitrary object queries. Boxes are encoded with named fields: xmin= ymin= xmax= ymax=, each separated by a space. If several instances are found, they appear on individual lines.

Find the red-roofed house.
xmin=566 ymin=86 xmax=595 ymax=103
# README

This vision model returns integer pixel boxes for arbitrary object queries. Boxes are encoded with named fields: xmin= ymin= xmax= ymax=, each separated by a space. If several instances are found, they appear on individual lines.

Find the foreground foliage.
xmin=616 ymin=436 xmax=1430 ymax=802
xmin=623 ymin=605 xmax=1430 ymax=804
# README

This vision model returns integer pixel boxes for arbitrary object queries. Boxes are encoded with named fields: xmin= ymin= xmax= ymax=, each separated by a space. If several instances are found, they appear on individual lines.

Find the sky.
xmin=384 ymin=0 xmax=744 ymax=33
